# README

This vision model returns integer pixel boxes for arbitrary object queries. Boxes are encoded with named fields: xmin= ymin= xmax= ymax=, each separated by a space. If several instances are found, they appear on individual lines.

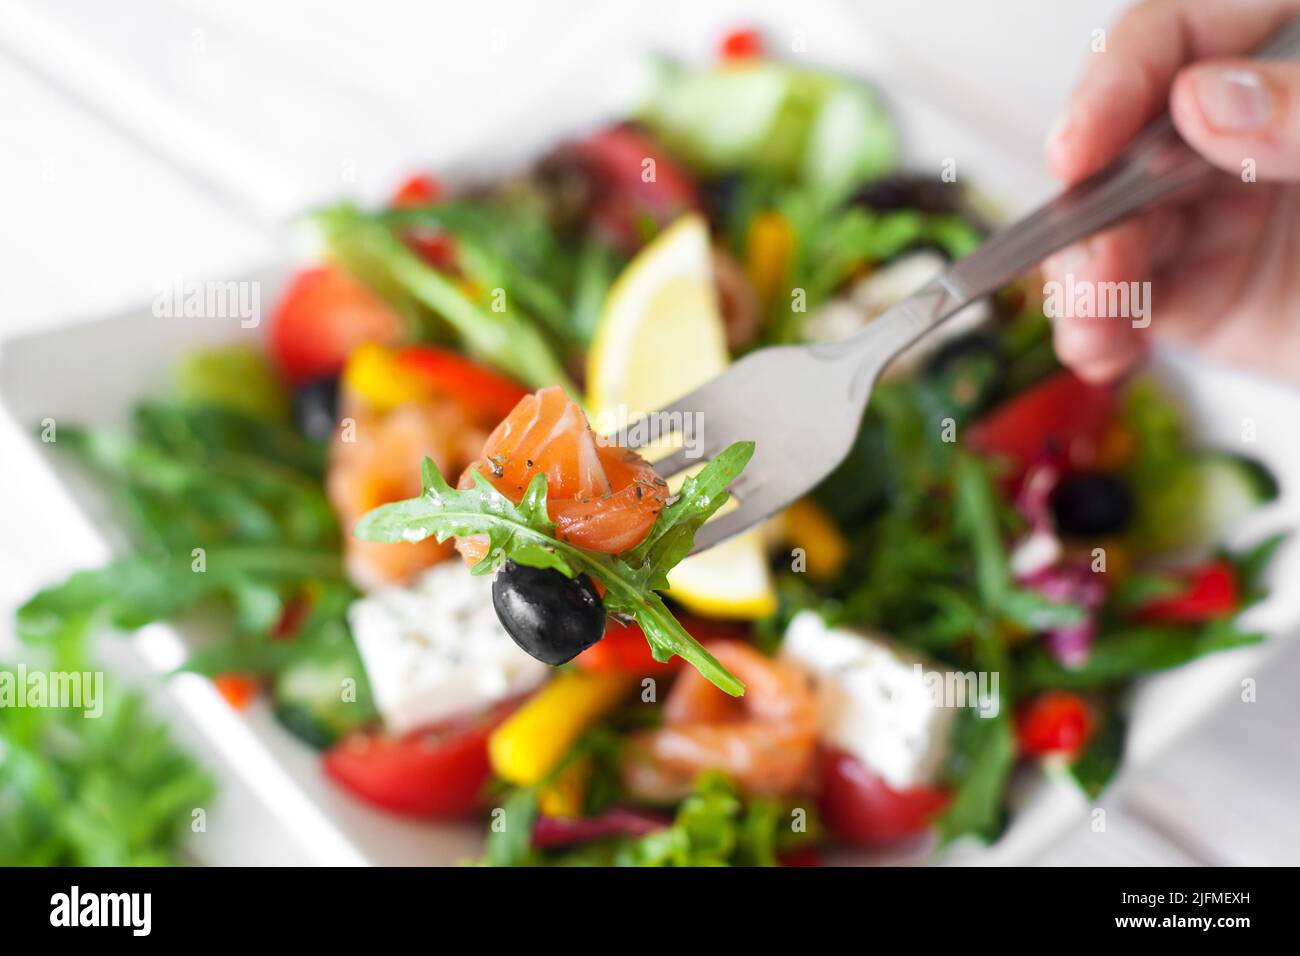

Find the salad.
xmin=13 ymin=28 xmax=1281 ymax=866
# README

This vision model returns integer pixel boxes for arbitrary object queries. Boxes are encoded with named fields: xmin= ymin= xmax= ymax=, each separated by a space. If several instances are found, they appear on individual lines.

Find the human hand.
xmin=1043 ymin=0 xmax=1300 ymax=384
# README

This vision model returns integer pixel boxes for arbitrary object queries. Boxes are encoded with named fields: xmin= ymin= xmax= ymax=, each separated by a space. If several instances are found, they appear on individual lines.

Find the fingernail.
xmin=1191 ymin=67 xmax=1273 ymax=131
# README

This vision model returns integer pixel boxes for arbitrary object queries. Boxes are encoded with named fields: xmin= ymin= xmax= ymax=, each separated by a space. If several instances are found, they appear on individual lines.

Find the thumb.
xmin=1171 ymin=59 xmax=1300 ymax=181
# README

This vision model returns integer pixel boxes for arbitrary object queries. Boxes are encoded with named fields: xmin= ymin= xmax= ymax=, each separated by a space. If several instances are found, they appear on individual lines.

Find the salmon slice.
xmin=328 ymin=397 xmax=488 ymax=589
xmin=457 ymin=386 xmax=668 ymax=558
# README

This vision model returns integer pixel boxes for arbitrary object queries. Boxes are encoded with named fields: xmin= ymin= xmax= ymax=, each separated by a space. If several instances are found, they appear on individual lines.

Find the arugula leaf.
xmin=354 ymin=451 xmax=754 ymax=696
xmin=623 ymin=441 xmax=754 ymax=589
xmin=1016 ymin=619 xmax=1263 ymax=691
xmin=1069 ymin=698 xmax=1126 ymax=799
xmin=485 ymin=788 xmax=541 ymax=868
xmin=317 ymin=204 xmax=578 ymax=395
xmin=935 ymin=625 xmax=1015 ymax=844
xmin=0 ymin=657 xmax=212 ymax=865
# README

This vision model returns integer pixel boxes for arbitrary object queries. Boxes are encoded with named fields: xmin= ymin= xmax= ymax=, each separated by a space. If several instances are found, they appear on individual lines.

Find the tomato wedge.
xmin=1015 ymin=692 xmax=1095 ymax=758
xmin=966 ymin=370 xmax=1115 ymax=480
xmin=576 ymin=615 xmax=749 ymax=674
xmin=212 ymin=674 xmax=258 ymax=711
xmin=817 ymin=749 xmax=951 ymax=845
xmin=269 ymin=266 xmax=404 ymax=385
xmin=391 ymin=173 xmax=442 ymax=208
xmin=1138 ymin=561 xmax=1239 ymax=623
xmin=395 ymin=345 xmax=528 ymax=423
xmin=719 ymin=27 xmax=763 ymax=61
xmin=323 ymin=701 xmax=515 ymax=818
xmin=574 ymin=126 xmax=700 ymax=252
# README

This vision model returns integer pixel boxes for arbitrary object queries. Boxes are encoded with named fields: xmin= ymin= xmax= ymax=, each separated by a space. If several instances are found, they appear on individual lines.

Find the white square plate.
xmin=3 ymin=4 xmax=1297 ymax=865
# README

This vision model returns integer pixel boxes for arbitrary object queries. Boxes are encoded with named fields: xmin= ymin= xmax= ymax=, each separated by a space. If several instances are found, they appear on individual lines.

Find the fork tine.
xmin=651 ymin=445 xmax=712 ymax=481
xmin=688 ymin=505 xmax=759 ymax=555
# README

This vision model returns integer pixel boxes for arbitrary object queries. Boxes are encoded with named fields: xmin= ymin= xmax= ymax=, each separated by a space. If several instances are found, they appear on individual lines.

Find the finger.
xmin=1046 ymin=0 xmax=1300 ymax=184
xmin=1171 ymin=59 xmax=1300 ymax=180
xmin=1053 ymin=316 xmax=1149 ymax=384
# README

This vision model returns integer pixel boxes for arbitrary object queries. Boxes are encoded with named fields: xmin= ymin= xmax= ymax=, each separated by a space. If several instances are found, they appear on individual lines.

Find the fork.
xmin=636 ymin=15 xmax=1300 ymax=555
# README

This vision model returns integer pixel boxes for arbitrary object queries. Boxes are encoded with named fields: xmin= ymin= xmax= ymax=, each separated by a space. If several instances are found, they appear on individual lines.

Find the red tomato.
xmin=212 ymin=674 xmax=259 ymax=711
xmin=576 ymin=615 xmax=749 ymax=674
xmin=394 ymin=345 xmax=528 ymax=423
xmin=966 ymin=370 xmax=1116 ymax=480
xmin=818 ymin=749 xmax=951 ymax=844
xmin=391 ymin=173 xmax=442 ymax=208
xmin=1015 ymin=692 xmax=1095 ymax=758
xmin=323 ymin=701 xmax=515 ymax=818
xmin=269 ymin=266 xmax=404 ymax=385
xmin=778 ymin=847 xmax=822 ymax=867
xmin=574 ymin=126 xmax=700 ymax=251
xmin=719 ymin=27 xmax=763 ymax=61
xmin=1138 ymin=561 xmax=1239 ymax=623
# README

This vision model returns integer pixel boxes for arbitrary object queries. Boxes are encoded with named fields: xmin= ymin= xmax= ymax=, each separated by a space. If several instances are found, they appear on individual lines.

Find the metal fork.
xmin=636 ymin=15 xmax=1300 ymax=555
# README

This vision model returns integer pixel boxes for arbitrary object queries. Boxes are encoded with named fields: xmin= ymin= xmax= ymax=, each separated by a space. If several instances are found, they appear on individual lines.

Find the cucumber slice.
xmin=639 ymin=61 xmax=897 ymax=197
xmin=802 ymin=80 xmax=898 ymax=203
xmin=273 ymin=653 xmax=374 ymax=749
xmin=1133 ymin=452 xmax=1278 ymax=554
xmin=639 ymin=63 xmax=793 ymax=172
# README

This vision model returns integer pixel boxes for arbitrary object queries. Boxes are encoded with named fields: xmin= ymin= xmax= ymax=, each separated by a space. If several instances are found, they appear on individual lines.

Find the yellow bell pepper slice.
xmin=744 ymin=211 xmax=795 ymax=306
xmin=489 ymin=671 xmax=630 ymax=786
xmin=784 ymin=497 xmax=849 ymax=581
xmin=340 ymin=342 xmax=428 ymax=411
xmin=537 ymin=755 xmax=592 ymax=818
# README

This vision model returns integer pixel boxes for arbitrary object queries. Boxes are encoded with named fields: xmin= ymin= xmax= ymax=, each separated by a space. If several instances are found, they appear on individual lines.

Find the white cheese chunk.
xmin=349 ymin=561 xmax=549 ymax=735
xmin=779 ymin=610 xmax=955 ymax=790
xmin=805 ymin=250 xmax=993 ymax=379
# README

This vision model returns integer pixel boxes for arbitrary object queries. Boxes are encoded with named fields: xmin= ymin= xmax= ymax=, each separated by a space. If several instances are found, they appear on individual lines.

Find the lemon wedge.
xmin=587 ymin=214 xmax=776 ymax=620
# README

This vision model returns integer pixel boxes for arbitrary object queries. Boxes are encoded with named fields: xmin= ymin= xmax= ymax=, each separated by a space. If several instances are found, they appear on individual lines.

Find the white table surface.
xmin=1 ymin=0 xmax=1294 ymax=866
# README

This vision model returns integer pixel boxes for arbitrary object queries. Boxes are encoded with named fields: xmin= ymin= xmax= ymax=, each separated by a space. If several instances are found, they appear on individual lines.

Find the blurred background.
xmin=0 ymin=0 xmax=1296 ymax=865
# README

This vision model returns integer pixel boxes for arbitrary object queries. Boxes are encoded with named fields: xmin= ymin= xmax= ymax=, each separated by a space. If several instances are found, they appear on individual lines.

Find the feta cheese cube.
xmin=349 ymin=561 xmax=549 ymax=734
xmin=779 ymin=610 xmax=956 ymax=789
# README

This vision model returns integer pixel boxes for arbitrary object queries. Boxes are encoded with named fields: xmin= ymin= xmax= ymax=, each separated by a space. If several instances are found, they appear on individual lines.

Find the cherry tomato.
xmin=212 ymin=674 xmax=259 ymax=711
xmin=966 ymin=370 xmax=1115 ymax=481
xmin=1015 ymin=692 xmax=1095 ymax=758
xmin=269 ymin=266 xmax=404 ymax=385
xmin=394 ymin=345 xmax=528 ymax=422
xmin=1138 ymin=561 xmax=1239 ymax=623
xmin=391 ymin=173 xmax=442 ymax=208
xmin=323 ymin=701 xmax=515 ymax=818
xmin=719 ymin=27 xmax=763 ymax=61
xmin=574 ymin=126 xmax=700 ymax=252
xmin=575 ymin=615 xmax=749 ymax=674
xmin=818 ymin=749 xmax=951 ymax=844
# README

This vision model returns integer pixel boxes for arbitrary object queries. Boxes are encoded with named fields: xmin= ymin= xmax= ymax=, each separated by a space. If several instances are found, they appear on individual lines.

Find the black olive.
xmin=1050 ymin=472 xmax=1135 ymax=537
xmin=852 ymin=174 xmax=964 ymax=216
xmin=292 ymin=376 xmax=339 ymax=443
xmin=492 ymin=560 xmax=606 ymax=665
xmin=921 ymin=330 xmax=1004 ymax=421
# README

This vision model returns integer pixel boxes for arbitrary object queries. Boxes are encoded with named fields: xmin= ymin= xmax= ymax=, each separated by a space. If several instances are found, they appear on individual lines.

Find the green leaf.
xmin=354 ymin=458 xmax=747 ymax=696
xmin=935 ymin=626 xmax=1015 ymax=844
xmin=625 ymin=441 xmax=755 ymax=589
xmin=1017 ymin=619 xmax=1263 ymax=692
xmin=1069 ymin=700 xmax=1126 ymax=799
xmin=486 ymin=788 xmax=541 ymax=868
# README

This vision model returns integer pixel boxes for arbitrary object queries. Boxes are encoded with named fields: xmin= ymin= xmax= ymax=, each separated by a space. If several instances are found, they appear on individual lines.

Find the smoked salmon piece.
xmin=457 ymin=386 xmax=669 ymax=559
xmin=329 ymin=397 xmax=489 ymax=589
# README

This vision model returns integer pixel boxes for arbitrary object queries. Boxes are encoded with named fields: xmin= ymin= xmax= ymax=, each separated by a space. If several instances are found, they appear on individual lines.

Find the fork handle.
xmin=845 ymin=12 xmax=1300 ymax=379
